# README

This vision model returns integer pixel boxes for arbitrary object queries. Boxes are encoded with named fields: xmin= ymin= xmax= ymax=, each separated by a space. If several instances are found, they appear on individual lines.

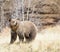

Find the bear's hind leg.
xmin=18 ymin=33 xmax=24 ymax=42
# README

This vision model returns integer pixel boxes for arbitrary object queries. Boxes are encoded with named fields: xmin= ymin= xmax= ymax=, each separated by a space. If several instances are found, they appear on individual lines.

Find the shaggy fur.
xmin=9 ymin=18 xmax=38 ymax=43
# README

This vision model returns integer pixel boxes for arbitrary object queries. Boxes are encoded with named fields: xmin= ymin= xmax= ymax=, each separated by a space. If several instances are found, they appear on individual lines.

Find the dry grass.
xmin=0 ymin=25 xmax=60 ymax=52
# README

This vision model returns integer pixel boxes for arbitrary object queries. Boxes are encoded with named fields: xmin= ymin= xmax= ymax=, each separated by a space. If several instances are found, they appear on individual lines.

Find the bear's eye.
xmin=12 ymin=21 xmax=16 ymax=25
xmin=12 ymin=21 xmax=16 ymax=24
xmin=12 ymin=21 xmax=15 ymax=23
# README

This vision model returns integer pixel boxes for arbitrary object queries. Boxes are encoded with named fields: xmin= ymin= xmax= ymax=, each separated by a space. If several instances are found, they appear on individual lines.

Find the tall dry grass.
xmin=0 ymin=25 xmax=60 ymax=52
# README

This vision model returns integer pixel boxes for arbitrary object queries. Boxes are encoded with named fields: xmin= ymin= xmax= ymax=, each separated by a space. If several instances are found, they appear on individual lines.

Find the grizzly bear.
xmin=9 ymin=18 xmax=38 ymax=44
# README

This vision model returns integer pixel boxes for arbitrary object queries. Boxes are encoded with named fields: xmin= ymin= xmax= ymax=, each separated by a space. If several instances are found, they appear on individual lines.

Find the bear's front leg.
xmin=10 ymin=31 xmax=17 ymax=44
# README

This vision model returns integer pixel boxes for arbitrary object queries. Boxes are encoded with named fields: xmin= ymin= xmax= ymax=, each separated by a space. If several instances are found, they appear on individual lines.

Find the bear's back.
xmin=17 ymin=21 xmax=38 ymax=34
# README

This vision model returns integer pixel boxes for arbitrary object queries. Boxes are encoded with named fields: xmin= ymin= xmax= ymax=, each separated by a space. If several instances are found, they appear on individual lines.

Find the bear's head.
xmin=9 ymin=18 xmax=19 ymax=31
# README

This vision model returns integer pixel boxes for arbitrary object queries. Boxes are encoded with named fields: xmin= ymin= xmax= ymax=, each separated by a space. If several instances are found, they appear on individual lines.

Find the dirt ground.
xmin=0 ymin=25 xmax=60 ymax=52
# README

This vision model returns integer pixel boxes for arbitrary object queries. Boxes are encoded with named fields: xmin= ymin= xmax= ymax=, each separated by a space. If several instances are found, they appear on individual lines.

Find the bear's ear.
xmin=8 ymin=17 xmax=11 ymax=22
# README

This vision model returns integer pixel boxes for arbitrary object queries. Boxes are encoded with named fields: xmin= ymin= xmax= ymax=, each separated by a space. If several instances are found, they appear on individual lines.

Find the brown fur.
xmin=9 ymin=18 xmax=38 ymax=43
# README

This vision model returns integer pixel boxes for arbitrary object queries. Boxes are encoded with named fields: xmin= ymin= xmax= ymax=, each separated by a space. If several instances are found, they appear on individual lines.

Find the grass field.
xmin=0 ymin=25 xmax=60 ymax=52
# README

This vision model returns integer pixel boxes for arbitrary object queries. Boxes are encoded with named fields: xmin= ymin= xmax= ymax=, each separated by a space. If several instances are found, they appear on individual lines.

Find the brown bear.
xmin=9 ymin=18 xmax=38 ymax=44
